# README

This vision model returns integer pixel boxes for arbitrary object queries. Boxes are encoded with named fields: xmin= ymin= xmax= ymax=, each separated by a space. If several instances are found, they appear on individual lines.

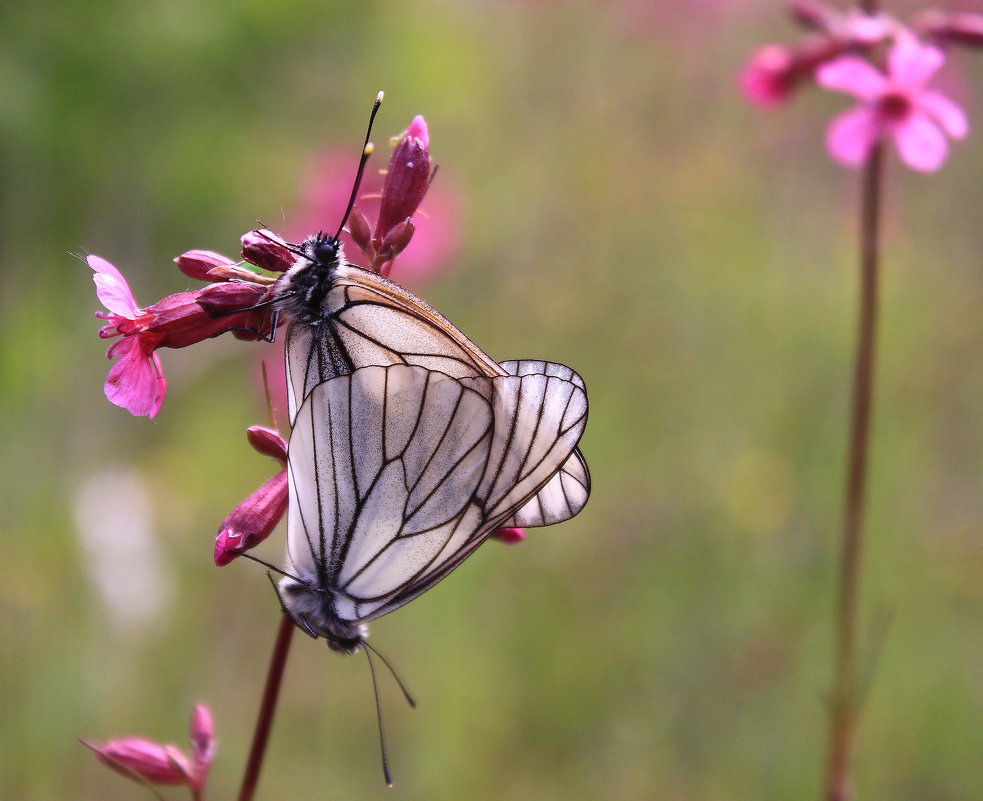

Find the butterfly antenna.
xmin=228 ymin=549 xmax=309 ymax=586
xmin=364 ymin=646 xmax=394 ymax=787
xmin=332 ymin=90 xmax=384 ymax=243
xmin=363 ymin=640 xmax=416 ymax=708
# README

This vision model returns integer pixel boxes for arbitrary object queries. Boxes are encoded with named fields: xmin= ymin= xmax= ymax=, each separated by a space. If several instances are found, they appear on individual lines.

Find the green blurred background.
xmin=4 ymin=1 xmax=983 ymax=799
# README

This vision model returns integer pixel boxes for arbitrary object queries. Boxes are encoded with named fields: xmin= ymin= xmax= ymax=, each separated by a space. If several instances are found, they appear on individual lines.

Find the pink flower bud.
xmin=246 ymin=425 xmax=288 ymax=462
xmin=915 ymin=10 xmax=983 ymax=48
xmin=214 ymin=470 xmax=289 ymax=565
xmin=490 ymin=527 xmax=526 ymax=545
xmin=242 ymin=229 xmax=295 ymax=272
xmin=789 ymin=0 xmax=837 ymax=32
xmin=188 ymin=704 xmax=216 ymax=789
xmin=739 ymin=44 xmax=797 ymax=107
xmin=175 ymin=250 xmax=238 ymax=283
xmin=374 ymin=116 xmax=431 ymax=246
xmin=195 ymin=282 xmax=270 ymax=316
xmin=83 ymin=737 xmax=194 ymax=787
xmin=347 ymin=206 xmax=373 ymax=256
xmin=376 ymin=219 xmax=415 ymax=263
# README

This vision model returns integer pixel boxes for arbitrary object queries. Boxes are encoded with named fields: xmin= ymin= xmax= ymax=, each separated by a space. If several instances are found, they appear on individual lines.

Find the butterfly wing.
xmin=284 ymin=264 xmax=500 ymax=423
xmin=361 ymin=364 xmax=588 ymax=620
xmin=286 ymin=362 xmax=587 ymax=626
xmin=496 ymin=360 xmax=591 ymax=528
xmin=287 ymin=364 xmax=494 ymax=622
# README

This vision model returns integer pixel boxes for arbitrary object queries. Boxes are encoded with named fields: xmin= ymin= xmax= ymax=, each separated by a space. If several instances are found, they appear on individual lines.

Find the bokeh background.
xmin=4 ymin=1 xmax=983 ymax=799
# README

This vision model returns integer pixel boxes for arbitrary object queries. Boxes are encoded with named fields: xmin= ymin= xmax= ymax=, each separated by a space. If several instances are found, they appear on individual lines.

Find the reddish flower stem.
xmin=822 ymin=138 xmax=882 ymax=801
xmin=237 ymin=615 xmax=295 ymax=801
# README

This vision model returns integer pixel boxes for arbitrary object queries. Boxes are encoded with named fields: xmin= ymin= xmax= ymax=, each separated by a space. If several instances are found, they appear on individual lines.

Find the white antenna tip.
xmin=364 ymin=142 xmax=375 ymax=156
xmin=376 ymin=90 xmax=385 ymax=103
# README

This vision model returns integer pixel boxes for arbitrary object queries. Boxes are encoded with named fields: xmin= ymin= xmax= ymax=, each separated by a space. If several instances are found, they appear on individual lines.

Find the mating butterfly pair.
xmin=270 ymin=231 xmax=591 ymax=653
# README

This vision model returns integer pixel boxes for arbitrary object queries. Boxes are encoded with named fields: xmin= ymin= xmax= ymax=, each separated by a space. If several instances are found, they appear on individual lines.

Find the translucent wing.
xmin=497 ymin=360 xmax=591 ymax=528
xmin=286 ymin=364 xmax=493 ymax=622
xmin=287 ymin=363 xmax=587 ymax=625
xmin=284 ymin=264 xmax=500 ymax=422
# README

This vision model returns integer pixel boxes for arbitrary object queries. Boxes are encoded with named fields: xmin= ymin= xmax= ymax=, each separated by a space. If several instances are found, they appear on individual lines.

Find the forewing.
xmin=286 ymin=364 xmax=494 ymax=623
xmin=285 ymin=266 xmax=502 ymax=422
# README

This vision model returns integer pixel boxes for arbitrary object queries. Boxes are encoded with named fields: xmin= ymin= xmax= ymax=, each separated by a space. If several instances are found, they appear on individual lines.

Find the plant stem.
xmin=823 ymin=142 xmax=883 ymax=801
xmin=237 ymin=615 xmax=295 ymax=801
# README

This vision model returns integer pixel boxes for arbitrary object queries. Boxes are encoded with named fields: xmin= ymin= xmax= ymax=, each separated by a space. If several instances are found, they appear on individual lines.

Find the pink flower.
xmin=214 ymin=426 xmax=288 ymax=565
xmin=90 ymin=255 xmax=274 ymax=418
xmin=82 ymin=704 xmax=215 ymax=793
xmin=816 ymin=33 xmax=969 ymax=171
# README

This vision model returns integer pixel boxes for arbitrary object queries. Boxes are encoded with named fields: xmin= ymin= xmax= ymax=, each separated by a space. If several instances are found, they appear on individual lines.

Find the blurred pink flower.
xmin=740 ymin=44 xmax=799 ymax=107
xmin=188 ymin=704 xmax=216 ymax=789
xmin=214 ymin=425 xmax=288 ymax=566
xmin=83 ymin=704 xmax=215 ymax=795
xmin=90 ymin=255 xmax=274 ymax=418
xmin=286 ymin=139 xmax=460 ymax=289
xmin=817 ymin=32 xmax=968 ymax=171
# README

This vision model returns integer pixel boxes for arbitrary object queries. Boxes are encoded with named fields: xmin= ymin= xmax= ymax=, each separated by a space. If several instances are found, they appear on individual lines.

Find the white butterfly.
xmin=270 ymin=232 xmax=589 ymax=653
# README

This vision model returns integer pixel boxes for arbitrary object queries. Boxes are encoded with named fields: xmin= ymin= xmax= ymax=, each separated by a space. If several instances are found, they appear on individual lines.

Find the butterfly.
xmin=264 ymin=100 xmax=590 ymax=653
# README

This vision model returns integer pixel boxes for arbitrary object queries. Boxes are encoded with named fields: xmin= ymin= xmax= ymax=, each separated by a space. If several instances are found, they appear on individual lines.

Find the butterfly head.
xmin=272 ymin=232 xmax=347 ymax=325
xmin=308 ymin=231 xmax=344 ymax=268
xmin=278 ymin=574 xmax=368 ymax=654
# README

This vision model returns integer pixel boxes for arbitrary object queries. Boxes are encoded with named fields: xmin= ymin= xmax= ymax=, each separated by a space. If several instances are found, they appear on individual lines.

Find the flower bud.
xmin=195 ymin=282 xmax=270 ymax=316
xmin=83 ymin=737 xmax=193 ymax=787
xmin=374 ymin=116 xmax=431 ymax=244
xmin=175 ymin=250 xmax=238 ymax=283
xmin=376 ymin=219 xmax=415 ymax=263
xmin=246 ymin=425 xmax=288 ymax=462
xmin=914 ymin=10 xmax=983 ymax=47
xmin=214 ymin=470 xmax=289 ymax=565
xmin=347 ymin=206 xmax=373 ymax=256
xmin=188 ymin=704 xmax=216 ymax=789
xmin=242 ymin=229 xmax=295 ymax=272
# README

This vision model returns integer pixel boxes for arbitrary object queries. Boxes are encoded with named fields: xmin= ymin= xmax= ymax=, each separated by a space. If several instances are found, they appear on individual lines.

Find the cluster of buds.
xmin=90 ymin=117 xmax=434 ymax=420
xmin=83 ymin=705 xmax=216 ymax=799
xmin=740 ymin=1 xmax=981 ymax=172
xmin=347 ymin=116 xmax=433 ymax=276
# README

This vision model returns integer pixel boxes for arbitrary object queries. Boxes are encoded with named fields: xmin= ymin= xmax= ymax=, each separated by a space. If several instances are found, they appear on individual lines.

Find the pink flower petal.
xmin=892 ymin=112 xmax=949 ymax=172
xmin=405 ymin=114 xmax=428 ymax=145
xmin=104 ymin=338 xmax=167 ymax=418
xmin=888 ymin=33 xmax=944 ymax=89
xmin=816 ymin=56 xmax=887 ymax=100
xmin=918 ymin=90 xmax=969 ymax=139
xmin=89 ymin=255 xmax=139 ymax=318
xmin=826 ymin=106 xmax=879 ymax=167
